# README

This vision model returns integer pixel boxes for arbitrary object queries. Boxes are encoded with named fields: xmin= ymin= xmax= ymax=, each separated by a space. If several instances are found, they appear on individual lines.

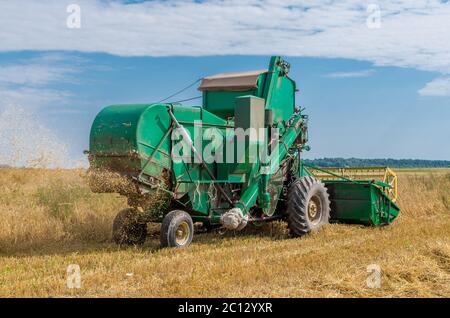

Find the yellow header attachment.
xmin=310 ymin=166 xmax=398 ymax=203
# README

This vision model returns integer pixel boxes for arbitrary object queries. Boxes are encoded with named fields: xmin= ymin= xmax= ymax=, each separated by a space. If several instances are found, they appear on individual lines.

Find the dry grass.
xmin=0 ymin=169 xmax=128 ymax=252
xmin=0 ymin=168 xmax=449 ymax=297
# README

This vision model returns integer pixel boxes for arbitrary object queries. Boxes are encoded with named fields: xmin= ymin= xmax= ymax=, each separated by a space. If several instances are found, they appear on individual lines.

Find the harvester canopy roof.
xmin=198 ymin=69 xmax=267 ymax=92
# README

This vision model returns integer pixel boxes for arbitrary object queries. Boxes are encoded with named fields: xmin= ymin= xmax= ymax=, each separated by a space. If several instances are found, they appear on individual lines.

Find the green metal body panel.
xmin=229 ymin=96 xmax=265 ymax=178
xmin=202 ymin=56 xmax=296 ymax=125
xmin=90 ymin=103 xmax=173 ymax=177
xmin=203 ymin=88 xmax=260 ymax=119
xmin=298 ymin=164 xmax=400 ymax=225
xmin=325 ymin=181 xmax=400 ymax=225
xmin=90 ymin=103 xmax=231 ymax=216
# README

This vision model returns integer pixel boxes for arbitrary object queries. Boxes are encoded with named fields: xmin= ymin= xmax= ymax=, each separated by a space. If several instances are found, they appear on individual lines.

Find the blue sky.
xmin=0 ymin=1 xmax=449 ymax=166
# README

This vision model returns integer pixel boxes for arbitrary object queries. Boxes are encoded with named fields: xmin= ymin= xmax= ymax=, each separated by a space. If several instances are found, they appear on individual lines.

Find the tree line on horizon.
xmin=303 ymin=158 xmax=450 ymax=168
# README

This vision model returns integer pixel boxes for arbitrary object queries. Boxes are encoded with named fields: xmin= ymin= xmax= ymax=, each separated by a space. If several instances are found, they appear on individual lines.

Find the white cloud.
xmin=0 ymin=0 xmax=449 ymax=75
xmin=0 ymin=54 xmax=79 ymax=86
xmin=325 ymin=69 xmax=375 ymax=78
xmin=418 ymin=77 xmax=450 ymax=96
xmin=0 ymin=86 xmax=70 ymax=108
xmin=0 ymin=64 xmax=76 ymax=86
xmin=0 ymin=54 xmax=79 ymax=109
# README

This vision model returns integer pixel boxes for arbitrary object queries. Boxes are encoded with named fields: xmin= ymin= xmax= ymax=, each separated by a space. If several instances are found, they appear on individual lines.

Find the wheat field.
xmin=0 ymin=168 xmax=449 ymax=297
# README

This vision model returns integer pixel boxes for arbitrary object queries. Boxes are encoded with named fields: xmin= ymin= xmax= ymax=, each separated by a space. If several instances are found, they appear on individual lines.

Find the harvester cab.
xmin=88 ymin=56 xmax=399 ymax=248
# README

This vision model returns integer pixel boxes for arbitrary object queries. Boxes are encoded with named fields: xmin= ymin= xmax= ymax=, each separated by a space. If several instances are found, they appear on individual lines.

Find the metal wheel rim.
xmin=308 ymin=195 xmax=322 ymax=224
xmin=175 ymin=221 xmax=190 ymax=246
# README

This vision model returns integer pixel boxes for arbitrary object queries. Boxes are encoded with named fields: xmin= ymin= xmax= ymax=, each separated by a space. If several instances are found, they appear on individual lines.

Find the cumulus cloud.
xmin=419 ymin=77 xmax=450 ymax=96
xmin=0 ymin=0 xmax=449 ymax=75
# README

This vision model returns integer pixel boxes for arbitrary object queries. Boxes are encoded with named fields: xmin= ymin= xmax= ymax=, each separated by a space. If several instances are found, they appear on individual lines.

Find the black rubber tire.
xmin=287 ymin=176 xmax=330 ymax=237
xmin=112 ymin=208 xmax=147 ymax=245
xmin=160 ymin=210 xmax=194 ymax=248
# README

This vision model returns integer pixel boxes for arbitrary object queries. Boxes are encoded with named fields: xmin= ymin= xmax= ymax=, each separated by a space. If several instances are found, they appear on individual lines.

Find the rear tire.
xmin=160 ymin=210 xmax=194 ymax=248
xmin=112 ymin=208 xmax=147 ymax=245
xmin=287 ymin=176 xmax=330 ymax=237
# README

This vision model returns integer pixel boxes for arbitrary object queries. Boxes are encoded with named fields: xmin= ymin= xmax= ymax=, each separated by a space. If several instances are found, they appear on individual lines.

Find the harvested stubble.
xmin=0 ymin=168 xmax=449 ymax=297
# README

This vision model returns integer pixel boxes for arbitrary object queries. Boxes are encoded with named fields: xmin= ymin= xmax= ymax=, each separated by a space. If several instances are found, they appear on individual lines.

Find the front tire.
xmin=287 ymin=176 xmax=330 ymax=237
xmin=112 ymin=208 xmax=147 ymax=245
xmin=160 ymin=210 xmax=194 ymax=248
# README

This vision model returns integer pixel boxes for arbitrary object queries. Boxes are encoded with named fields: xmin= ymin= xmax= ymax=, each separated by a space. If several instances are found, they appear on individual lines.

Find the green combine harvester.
xmin=88 ymin=56 xmax=400 ymax=248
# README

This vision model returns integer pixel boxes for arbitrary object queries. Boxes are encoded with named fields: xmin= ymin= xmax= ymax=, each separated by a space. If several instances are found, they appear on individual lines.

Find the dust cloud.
xmin=0 ymin=105 xmax=87 ymax=168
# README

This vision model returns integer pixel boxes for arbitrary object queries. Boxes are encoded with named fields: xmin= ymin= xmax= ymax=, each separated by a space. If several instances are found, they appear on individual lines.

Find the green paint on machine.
xmin=325 ymin=181 xmax=400 ymax=225
xmin=87 ymin=56 xmax=400 ymax=248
